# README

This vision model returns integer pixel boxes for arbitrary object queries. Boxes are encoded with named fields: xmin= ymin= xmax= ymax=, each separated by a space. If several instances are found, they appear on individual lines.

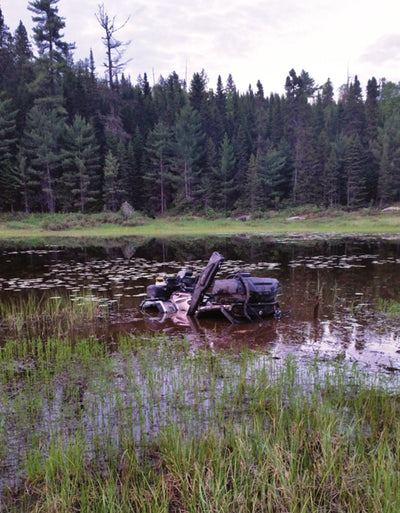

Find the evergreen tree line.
xmin=1 ymin=2 xmax=400 ymax=215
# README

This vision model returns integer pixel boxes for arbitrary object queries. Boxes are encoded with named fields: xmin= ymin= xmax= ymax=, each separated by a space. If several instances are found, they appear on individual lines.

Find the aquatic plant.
xmin=1 ymin=332 xmax=400 ymax=512
xmin=0 ymin=291 xmax=108 ymax=340
xmin=377 ymin=298 xmax=400 ymax=319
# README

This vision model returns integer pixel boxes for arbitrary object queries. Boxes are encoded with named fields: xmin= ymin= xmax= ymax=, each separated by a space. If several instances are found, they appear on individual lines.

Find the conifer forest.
xmin=1 ymin=1 xmax=400 ymax=216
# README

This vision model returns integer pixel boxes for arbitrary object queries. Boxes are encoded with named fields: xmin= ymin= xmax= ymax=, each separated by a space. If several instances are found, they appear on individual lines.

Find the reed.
xmin=377 ymin=298 xmax=400 ymax=319
xmin=1 ymin=333 xmax=400 ymax=512
xmin=0 ymin=291 xmax=107 ymax=340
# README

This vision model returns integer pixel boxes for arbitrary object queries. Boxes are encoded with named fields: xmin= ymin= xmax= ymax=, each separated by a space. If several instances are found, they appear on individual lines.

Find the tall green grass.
xmin=1 ymin=210 xmax=400 ymax=239
xmin=377 ymin=298 xmax=400 ymax=319
xmin=0 ymin=291 xmax=107 ymax=339
xmin=1 ymin=331 xmax=400 ymax=512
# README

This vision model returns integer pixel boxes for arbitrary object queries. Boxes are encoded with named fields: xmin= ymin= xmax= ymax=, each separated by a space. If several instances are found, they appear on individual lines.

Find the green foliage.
xmin=61 ymin=115 xmax=101 ymax=212
xmin=102 ymin=150 xmax=123 ymax=212
xmin=144 ymin=120 xmax=172 ymax=214
xmin=28 ymin=0 xmax=74 ymax=97
xmin=0 ymin=94 xmax=18 ymax=209
xmin=2 ymin=332 xmax=400 ymax=512
xmin=24 ymin=106 xmax=66 ymax=212
xmin=171 ymin=103 xmax=205 ymax=208
xmin=377 ymin=298 xmax=400 ymax=318
xmin=1 ymin=2 xmax=400 ymax=215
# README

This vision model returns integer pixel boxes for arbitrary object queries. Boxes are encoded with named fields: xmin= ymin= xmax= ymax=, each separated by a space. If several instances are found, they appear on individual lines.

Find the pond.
xmin=2 ymin=234 xmax=400 ymax=497
xmin=1 ymin=234 xmax=400 ymax=374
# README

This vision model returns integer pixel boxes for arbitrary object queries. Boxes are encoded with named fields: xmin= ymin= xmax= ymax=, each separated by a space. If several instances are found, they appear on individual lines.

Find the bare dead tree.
xmin=95 ymin=3 xmax=131 ymax=91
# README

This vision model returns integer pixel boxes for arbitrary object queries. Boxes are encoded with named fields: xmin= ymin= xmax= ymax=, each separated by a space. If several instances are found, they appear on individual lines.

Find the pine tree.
xmin=24 ymin=107 xmax=65 ymax=212
xmin=365 ymin=77 xmax=379 ymax=143
xmin=254 ymin=80 xmax=268 ymax=161
xmin=344 ymin=134 xmax=368 ymax=208
xmin=0 ymin=9 xmax=14 ymax=92
xmin=343 ymin=75 xmax=365 ymax=138
xmin=162 ymin=72 xmax=186 ymax=125
xmin=242 ymin=153 xmax=262 ymax=213
xmin=189 ymin=70 xmax=208 ymax=114
xmin=375 ymin=112 xmax=400 ymax=205
xmin=214 ymin=133 xmax=236 ymax=212
xmin=28 ymin=0 xmax=74 ymax=99
xmin=171 ymin=104 xmax=205 ymax=208
xmin=12 ymin=21 xmax=35 ymax=135
xmin=199 ymin=137 xmax=218 ymax=211
xmin=260 ymin=141 xmax=291 ymax=208
xmin=102 ymin=150 xmax=123 ymax=211
xmin=293 ymin=126 xmax=321 ymax=204
xmin=284 ymin=69 xmax=319 ymax=203
xmin=215 ymin=75 xmax=226 ymax=142
xmin=364 ymin=77 xmax=380 ymax=202
xmin=128 ymin=128 xmax=146 ymax=210
xmin=374 ymin=81 xmax=400 ymax=205
xmin=321 ymin=78 xmax=334 ymax=108
xmin=269 ymin=93 xmax=284 ymax=147
xmin=232 ymin=124 xmax=251 ymax=203
xmin=61 ymin=115 xmax=101 ymax=212
xmin=0 ymin=95 xmax=18 ymax=210
xmin=322 ymin=146 xmax=341 ymax=207
xmin=145 ymin=121 xmax=172 ymax=214
xmin=17 ymin=151 xmax=30 ymax=213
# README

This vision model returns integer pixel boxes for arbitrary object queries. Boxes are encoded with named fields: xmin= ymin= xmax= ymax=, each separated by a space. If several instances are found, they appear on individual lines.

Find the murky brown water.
xmin=2 ymin=234 xmax=400 ymax=495
xmin=1 ymin=235 xmax=400 ymax=373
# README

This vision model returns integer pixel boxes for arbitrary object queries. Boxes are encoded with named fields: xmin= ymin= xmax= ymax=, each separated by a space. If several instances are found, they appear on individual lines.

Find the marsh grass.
xmin=0 ymin=291 xmax=107 ymax=340
xmin=377 ymin=298 xmax=400 ymax=319
xmin=1 ymin=330 xmax=400 ymax=512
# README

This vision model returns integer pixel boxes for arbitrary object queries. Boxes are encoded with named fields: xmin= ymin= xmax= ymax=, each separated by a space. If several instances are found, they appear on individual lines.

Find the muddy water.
xmin=1 ymin=235 xmax=400 ymax=373
xmin=2 ymin=234 xmax=400 ymax=494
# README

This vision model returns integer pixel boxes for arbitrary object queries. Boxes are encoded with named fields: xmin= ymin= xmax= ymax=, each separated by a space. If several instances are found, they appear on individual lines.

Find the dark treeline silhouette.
xmin=1 ymin=3 xmax=400 ymax=215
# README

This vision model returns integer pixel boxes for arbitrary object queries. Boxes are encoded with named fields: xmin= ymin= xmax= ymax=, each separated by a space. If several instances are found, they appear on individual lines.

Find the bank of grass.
xmin=1 ymin=208 xmax=400 ymax=239
xmin=1 ymin=329 xmax=400 ymax=512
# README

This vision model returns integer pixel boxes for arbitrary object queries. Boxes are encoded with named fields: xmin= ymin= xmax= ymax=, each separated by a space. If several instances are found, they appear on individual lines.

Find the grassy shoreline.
xmin=1 ymin=210 xmax=400 ymax=240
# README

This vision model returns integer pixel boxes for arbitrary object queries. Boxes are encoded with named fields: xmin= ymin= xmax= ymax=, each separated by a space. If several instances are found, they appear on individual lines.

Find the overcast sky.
xmin=3 ymin=0 xmax=400 ymax=96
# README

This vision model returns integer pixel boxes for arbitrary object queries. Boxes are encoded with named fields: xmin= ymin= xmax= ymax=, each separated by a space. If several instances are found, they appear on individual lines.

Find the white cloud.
xmin=3 ymin=0 xmax=400 ymax=95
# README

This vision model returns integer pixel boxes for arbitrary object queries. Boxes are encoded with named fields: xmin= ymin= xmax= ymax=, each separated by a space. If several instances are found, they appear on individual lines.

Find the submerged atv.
xmin=140 ymin=252 xmax=281 ymax=323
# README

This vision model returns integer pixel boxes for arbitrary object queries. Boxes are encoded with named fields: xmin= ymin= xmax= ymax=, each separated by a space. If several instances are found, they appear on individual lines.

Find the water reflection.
xmin=1 ymin=235 xmax=400 ymax=373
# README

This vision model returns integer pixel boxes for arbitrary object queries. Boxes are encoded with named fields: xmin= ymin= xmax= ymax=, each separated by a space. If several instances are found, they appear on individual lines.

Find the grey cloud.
xmin=360 ymin=34 xmax=400 ymax=65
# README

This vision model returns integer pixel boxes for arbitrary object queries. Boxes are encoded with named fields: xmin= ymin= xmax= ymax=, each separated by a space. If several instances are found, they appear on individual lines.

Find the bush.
xmin=40 ymin=213 xmax=99 ymax=231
